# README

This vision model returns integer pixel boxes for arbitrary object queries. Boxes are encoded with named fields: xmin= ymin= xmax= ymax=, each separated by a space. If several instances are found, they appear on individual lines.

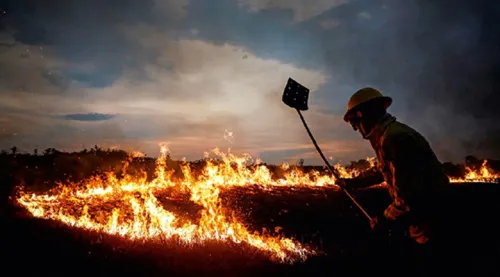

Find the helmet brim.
xmin=343 ymin=96 xmax=392 ymax=122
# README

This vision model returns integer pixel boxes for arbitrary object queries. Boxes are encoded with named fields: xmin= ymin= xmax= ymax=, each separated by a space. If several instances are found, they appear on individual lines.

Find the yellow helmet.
xmin=343 ymin=87 xmax=392 ymax=122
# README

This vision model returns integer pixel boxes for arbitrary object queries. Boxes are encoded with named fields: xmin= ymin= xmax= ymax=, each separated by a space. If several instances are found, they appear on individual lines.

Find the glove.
xmin=336 ymin=178 xmax=359 ymax=188
xmin=336 ymin=178 xmax=368 ymax=189
xmin=336 ymin=178 xmax=348 ymax=188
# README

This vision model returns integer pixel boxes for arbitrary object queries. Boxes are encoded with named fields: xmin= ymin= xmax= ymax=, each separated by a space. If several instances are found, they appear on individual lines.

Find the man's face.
xmin=347 ymin=112 xmax=369 ymax=139
xmin=348 ymin=117 xmax=361 ymax=132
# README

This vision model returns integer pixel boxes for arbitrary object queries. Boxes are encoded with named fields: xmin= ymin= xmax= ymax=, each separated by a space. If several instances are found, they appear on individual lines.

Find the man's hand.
xmin=336 ymin=177 xmax=376 ymax=189
xmin=336 ymin=178 xmax=359 ymax=189
xmin=369 ymin=214 xmax=391 ymax=233
xmin=336 ymin=178 xmax=348 ymax=188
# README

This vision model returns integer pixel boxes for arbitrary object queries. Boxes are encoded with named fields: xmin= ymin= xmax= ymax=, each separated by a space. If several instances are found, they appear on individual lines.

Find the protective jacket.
xmin=366 ymin=114 xmax=450 ymax=243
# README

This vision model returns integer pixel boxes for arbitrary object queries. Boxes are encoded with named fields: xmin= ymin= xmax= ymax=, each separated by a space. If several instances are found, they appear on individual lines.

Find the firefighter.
xmin=342 ymin=87 xmax=450 ymax=245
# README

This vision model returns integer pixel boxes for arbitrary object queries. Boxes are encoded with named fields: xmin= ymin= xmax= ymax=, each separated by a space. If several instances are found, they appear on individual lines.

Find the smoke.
xmin=321 ymin=0 xmax=500 ymax=160
xmin=403 ymin=0 xmax=500 ymax=160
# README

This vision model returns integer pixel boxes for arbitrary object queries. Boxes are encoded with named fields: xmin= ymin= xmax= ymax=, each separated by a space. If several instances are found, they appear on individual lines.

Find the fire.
xmin=449 ymin=160 xmax=500 ymax=183
xmin=16 ymin=145 xmax=346 ymax=264
xmin=14 ymin=145 xmax=498 ymax=264
xmin=130 ymin=150 xmax=146 ymax=158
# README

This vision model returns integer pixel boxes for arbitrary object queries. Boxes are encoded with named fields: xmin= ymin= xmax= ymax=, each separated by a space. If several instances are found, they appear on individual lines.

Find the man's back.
xmin=382 ymin=120 xmax=450 ymax=196
xmin=368 ymin=115 xmax=450 ymax=217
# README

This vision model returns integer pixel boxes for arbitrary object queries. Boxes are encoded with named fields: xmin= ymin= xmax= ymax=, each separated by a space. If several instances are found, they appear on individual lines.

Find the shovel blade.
xmin=282 ymin=78 xmax=309 ymax=111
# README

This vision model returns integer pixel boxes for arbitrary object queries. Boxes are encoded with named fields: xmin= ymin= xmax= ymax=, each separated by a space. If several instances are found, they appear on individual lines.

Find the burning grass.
xmin=448 ymin=160 xmax=499 ymax=183
xmin=14 ymin=144 xmax=499 ymax=264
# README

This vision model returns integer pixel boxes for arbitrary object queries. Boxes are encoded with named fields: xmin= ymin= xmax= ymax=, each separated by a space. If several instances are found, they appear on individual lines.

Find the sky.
xmin=0 ymin=0 xmax=499 ymax=165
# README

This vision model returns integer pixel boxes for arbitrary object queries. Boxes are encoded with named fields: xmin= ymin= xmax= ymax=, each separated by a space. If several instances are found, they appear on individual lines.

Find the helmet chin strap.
xmin=358 ymin=123 xmax=371 ymax=139
xmin=352 ymin=111 xmax=372 ymax=139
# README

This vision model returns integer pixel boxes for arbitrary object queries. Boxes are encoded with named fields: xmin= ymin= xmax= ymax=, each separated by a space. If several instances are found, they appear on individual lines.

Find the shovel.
xmin=282 ymin=77 xmax=372 ymax=221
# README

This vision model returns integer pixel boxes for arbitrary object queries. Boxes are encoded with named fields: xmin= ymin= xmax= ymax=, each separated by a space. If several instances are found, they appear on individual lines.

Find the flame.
xmin=130 ymin=151 xmax=146 ymax=158
xmin=449 ymin=160 xmax=499 ymax=183
xmin=333 ymin=156 xmax=376 ymax=179
xmin=14 ymin=145 xmax=498 ymax=264
xmin=16 ymin=145 xmax=348 ymax=264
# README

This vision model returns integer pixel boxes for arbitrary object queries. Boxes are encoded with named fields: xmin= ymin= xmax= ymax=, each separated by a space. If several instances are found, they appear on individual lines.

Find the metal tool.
xmin=282 ymin=77 xmax=372 ymax=221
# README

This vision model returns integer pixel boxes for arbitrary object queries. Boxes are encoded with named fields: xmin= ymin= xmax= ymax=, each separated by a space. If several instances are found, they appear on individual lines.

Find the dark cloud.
xmin=61 ymin=113 xmax=117 ymax=122
xmin=0 ymin=0 xmax=162 ymax=88
xmin=312 ymin=0 xmax=500 ymax=160
xmin=404 ymin=0 xmax=500 ymax=159
xmin=1 ymin=0 xmax=155 ymax=47
xmin=191 ymin=0 xmax=500 ymax=160
xmin=1 ymin=0 xmax=499 ymax=163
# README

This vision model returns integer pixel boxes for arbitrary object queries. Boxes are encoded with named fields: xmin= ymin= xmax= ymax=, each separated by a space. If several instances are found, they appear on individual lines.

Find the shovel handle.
xmin=296 ymin=109 xmax=372 ymax=221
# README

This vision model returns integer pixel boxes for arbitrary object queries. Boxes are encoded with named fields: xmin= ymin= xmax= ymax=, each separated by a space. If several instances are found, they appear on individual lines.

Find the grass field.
xmin=1 ymin=150 xmax=499 ymax=276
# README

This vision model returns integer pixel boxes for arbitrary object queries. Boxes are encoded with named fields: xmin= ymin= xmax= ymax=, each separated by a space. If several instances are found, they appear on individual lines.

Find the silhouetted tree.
xmin=465 ymin=155 xmax=482 ymax=170
xmin=297 ymin=159 xmax=304 ymax=167
xmin=348 ymin=159 xmax=371 ymax=171
xmin=34 ymin=148 xmax=38 ymax=156
xmin=43 ymin=148 xmax=58 ymax=156
xmin=442 ymin=162 xmax=462 ymax=178
xmin=10 ymin=146 xmax=17 ymax=156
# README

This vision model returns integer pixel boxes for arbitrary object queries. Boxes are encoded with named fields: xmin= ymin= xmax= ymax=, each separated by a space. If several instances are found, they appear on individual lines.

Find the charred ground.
xmin=1 ymin=147 xmax=499 ymax=276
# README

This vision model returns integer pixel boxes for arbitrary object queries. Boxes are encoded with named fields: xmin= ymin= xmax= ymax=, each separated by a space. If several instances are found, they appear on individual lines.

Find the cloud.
xmin=237 ymin=0 xmax=350 ymax=22
xmin=358 ymin=11 xmax=372 ymax=19
xmin=357 ymin=11 xmax=372 ymax=20
xmin=319 ymin=19 xmax=341 ymax=29
xmin=0 ymin=23 xmax=337 ymax=163
xmin=75 ymin=27 xmax=330 ymax=112
xmin=0 ymin=32 xmax=68 ymax=96
xmin=310 ymin=0 xmax=500 ymax=161
xmin=1 ymin=0 xmax=187 ymax=89
xmin=79 ymin=37 xmax=331 ymax=160
xmin=61 ymin=113 xmax=117 ymax=122
xmin=0 ymin=34 xmax=368 ymax=163
xmin=153 ymin=0 xmax=190 ymax=19
xmin=258 ymin=138 xmax=373 ymax=165
xmin=4 ymin=0 xmax=497 ymax=164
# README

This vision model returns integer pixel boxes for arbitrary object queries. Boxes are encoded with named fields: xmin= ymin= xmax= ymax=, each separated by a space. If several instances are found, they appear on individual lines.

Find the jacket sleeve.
xmin=382 ymin=132 xmax=426 ymax=221
xmin=343 ymin=167 xmax=384 ymax=189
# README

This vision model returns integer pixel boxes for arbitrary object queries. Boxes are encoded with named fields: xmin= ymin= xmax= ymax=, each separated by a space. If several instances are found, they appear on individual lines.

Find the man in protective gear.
xmin=342 ymin=87 xmax=450 ymax=245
